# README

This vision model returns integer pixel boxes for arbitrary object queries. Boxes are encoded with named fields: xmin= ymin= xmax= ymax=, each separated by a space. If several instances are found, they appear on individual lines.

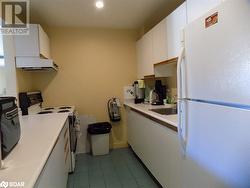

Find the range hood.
xmin=16 ymin=57 xmax=58 ymax=71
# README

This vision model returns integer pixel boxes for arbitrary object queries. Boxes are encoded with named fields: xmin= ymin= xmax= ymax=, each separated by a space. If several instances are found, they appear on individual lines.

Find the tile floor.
xmin=67 ymin=148 xmax=162 ymax=188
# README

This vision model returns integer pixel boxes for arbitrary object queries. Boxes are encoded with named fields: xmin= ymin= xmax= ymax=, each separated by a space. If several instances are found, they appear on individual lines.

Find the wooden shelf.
xmin=144 ymin=75 xmax=155 ymax=79
xmin=154 ymin=57 xmax=178 ymax=67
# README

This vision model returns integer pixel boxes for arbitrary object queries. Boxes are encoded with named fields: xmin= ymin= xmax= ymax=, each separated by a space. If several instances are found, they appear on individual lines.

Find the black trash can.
xmin=88 ymin=122 xmax=112 ymax=155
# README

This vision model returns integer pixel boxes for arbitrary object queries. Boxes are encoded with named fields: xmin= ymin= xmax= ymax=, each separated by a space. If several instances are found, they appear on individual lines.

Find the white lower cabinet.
xmin=34 ymin=121 xmax=69 ymax=188
xmin=126 ymin=107 xmax=181 ymax=188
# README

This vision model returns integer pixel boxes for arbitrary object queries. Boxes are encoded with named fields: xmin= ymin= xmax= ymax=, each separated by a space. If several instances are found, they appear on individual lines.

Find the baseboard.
xmin=112 ymin=142 xmax=128 ymax=149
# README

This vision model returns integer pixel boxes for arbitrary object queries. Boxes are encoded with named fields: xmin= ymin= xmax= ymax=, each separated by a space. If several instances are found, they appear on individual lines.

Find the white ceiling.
xmin=30 ymin=0 xmax=182 ymax=29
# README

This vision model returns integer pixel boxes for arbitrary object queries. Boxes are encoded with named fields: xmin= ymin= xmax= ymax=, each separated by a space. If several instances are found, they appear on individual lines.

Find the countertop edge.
xmin=124 ymin=102 xmax=178 ymax=132
xmin=31 ymin=115 xmax=68 ymax=188
xmin=0 ymin=114 xmax=69 ymax=188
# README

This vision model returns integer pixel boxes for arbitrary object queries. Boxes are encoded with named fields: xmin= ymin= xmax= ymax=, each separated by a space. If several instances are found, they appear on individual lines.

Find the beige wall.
xmin=31 ymin=27 xmax=137 ymax=148
xmin=16 ymin=70 xmax=34 ymax=93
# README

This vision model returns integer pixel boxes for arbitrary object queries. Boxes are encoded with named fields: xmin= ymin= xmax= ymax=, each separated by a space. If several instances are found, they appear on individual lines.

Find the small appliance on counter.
xmin=150 ymin=80 xmax=166 ymax=105
xmin=133 ymin=80 xmax=145 ymax=104
xmin=149 ymin=90 xmax=160 ymax=105
xmin=18 ymin=91 xmax=77 ymax=173
xmin=0 ymin=97 xmax=21 ymax=164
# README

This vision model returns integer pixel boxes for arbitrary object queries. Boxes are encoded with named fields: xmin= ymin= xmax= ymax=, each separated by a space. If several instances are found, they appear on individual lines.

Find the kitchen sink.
xmin=150 ymin=107 xmax=178 ymax=115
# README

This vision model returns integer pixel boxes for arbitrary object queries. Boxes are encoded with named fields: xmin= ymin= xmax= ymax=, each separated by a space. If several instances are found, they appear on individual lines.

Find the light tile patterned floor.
xmin=67 ymin=148 xmax=162 ymax=188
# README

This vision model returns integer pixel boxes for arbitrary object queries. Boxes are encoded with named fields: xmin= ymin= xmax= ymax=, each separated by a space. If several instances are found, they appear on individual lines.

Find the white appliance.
xmin=177 ymin=0 xmax=250 ymax=188
xmin=14 ymin=24 xmax=58 ymax=71
xmin=18 ymin=91 xmax=77 ymax=173
xmin=39 ymin=106 xmax=77 ymax=173
xmin=16 ymin=57 xmax=58 ymax=71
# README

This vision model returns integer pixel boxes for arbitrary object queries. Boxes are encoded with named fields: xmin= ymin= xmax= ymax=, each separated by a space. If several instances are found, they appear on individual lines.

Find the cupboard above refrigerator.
xmin=136 ymin=2 xmax=186 ymax=79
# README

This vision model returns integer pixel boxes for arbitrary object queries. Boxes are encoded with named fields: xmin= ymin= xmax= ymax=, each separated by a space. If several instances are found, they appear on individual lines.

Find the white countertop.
xmin=0 ymin=113 xmax=69 ymax=188
xmin=124 ymin=100 xmax=178 ymax=128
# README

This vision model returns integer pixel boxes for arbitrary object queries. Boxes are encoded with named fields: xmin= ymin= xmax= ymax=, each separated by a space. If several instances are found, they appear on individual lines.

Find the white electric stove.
xmin=39 ymin=106 xmax=75 ymax=115
xmin=19 ymin=91 xmax=77 ymax=173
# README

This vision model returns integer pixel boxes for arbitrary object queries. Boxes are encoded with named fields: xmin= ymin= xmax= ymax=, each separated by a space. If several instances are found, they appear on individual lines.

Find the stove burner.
xmin=58 ymin=110 xmax=70 ymax=113
xmin=38 ymin=111 xmax=53 ymax=114
xmin=44 ymin=107 xmax=54 ymax=110
xmin=59 ymin=106 xmax=71 ymax=109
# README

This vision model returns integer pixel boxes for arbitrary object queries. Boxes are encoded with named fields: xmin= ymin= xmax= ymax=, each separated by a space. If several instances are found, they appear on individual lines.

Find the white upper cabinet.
xmin=166 ymin=2 xmax=187 ymax=59
xmin=136 ymin=2 xmax=187 ymax=78
xmin=136 ymin=30 xmax=154 ymax=78
xmin=152 ymin=18 xmax=168 ymax=64
xmin=38 ymin=25 xmax=50 ymax=59
xmin=14 ymin=24 xmax=50 ymax=59
xmin=136 ymin=39 xmax=144 ymax=79
xmin=142 ymin=30 xmax=154 ymax=76
xmin=187 ymin=0 xmax=223 ymax=23
xmin=2 ymin=35 xmax=18 ymax=97
xmin=136 ymin=0 xmax=225 ymax=78
xmin=137 ymin=20 xmax=167 ymax=78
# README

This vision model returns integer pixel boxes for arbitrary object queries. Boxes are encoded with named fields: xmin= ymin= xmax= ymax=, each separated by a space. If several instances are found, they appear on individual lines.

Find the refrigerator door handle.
xmin=177 ymin=47 xmax=185 ymax=99
xmin=178 ymin=100 xmax=187 ymax=155
xmin=177 ymin=47 xmax=187 ymax=155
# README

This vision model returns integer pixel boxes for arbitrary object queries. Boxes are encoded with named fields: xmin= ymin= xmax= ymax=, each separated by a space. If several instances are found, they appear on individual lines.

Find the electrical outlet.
xmin=123 ymin=86 xmax=135 ymax=99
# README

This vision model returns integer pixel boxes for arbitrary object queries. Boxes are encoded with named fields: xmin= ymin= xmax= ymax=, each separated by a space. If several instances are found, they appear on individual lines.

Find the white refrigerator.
xmin=177 ymin=0 xmax=250 ymax=187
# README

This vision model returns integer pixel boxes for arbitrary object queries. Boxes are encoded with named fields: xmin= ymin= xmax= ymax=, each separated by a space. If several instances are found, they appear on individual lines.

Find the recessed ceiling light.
xmin=95 ymin=1 xmax=104 ymax=9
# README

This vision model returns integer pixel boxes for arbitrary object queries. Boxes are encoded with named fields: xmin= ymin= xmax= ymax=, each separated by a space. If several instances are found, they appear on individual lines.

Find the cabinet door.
xmin=152 ymin=18 xmax=168 ymax=63
xmin=136 ymin=39 xmax=144 ymax=79
xmin=187 ymin=0 xmax=222 ymax=23
xmin=141 ymin=30 xmax=154 ymax=76
xmin=127 ymin=109 xmax=181 ymax=188
xmin=167 ymin=2 xmax=187 ymax=59
xmin=14 ymin=24 xmax=40 ymax=57
xmin=126 ymin=109 xmax=146 ymax=158
xmin=2 ymin=35 xmax=17 ymax=97
xmin=126 ymin=107 xmax=133 ymax=145
xmin=38 ymin=25 xmax=50 ymax=59
xmin=14 ymin=24 xmax=50 ymax=59
xmin=35 ymin=123 xmax=68 ymax=188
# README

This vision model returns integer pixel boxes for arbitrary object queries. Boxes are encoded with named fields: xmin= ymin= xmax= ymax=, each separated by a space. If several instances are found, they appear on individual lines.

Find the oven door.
xmin=69 ymin=115 xmax=77 ymax=152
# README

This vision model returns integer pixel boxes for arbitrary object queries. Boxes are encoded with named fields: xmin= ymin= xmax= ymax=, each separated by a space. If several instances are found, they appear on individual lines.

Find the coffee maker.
xmin=133 ymin=80 xmax=145 ymax=104
xmin=151 ymin=80 xmax=166 ymax=105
